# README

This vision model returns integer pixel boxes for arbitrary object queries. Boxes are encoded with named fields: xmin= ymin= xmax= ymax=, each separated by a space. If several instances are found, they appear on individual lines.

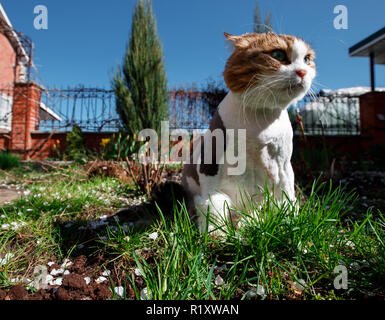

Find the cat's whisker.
xmin=240 ymin=74 xmax=264 ymax=123
xmin=311 ymin=80 xmax=330 ymax=89
xmin=246 ymin=79 xmax=282 ymax=123
xmin=241 ymin=74 xmax=260 ymax=124
xmin=308 ymin=86 xmax=319 ymax=102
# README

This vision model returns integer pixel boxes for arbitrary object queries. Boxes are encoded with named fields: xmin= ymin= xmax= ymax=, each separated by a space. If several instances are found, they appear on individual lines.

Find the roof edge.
xmin=349 ymin=26 xmax=385 ymax=56
xmin=0 ymin=3 xmax=30 ymax=62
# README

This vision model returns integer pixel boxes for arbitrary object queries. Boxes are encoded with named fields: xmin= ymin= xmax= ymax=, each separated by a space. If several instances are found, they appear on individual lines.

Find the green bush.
xmin=65 ymin=125 xmax=87 ymax=163
xmin=0 ymin=152 xmax=20 ymax=170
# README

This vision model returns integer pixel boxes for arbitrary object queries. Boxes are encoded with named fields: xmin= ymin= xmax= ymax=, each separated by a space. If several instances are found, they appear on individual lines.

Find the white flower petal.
xmin=148 ymin=232 xmax=158 ymax=240
xmin=102 ymin=270 xmax=111 ymax=277
xmin=95 ymin=276 xmax=107 ymax=283
xmin=114 ymin=286 xmax=124 ymax=298
xmin=134 ymin=268 xmax=142 ymax=277
xmin=50 ymin=268 xmax=64 ymax=276
xmin=61 ymin=259 xmax=73 ymax=269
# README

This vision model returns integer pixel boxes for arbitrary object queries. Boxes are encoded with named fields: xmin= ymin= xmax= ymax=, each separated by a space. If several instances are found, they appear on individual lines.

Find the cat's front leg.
xmin=195 ymin=192 xmax=233 ymax=236
xmin=280 ymin=161 xmax=299 ymax=215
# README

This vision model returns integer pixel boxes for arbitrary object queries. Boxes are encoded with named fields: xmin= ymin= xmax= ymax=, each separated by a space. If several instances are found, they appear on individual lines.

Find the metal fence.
xmin=293 ymin=94 xmax=361 ymax=136
xmin=168 ymin=90 xmax=215 ymax=130
xmin=0 ymin=85 xmax=363 ymax=136
xmin=39 ymin=87 xmax=118 ymax=132
xmin=39 ymin=87 xmax=217 ymax=132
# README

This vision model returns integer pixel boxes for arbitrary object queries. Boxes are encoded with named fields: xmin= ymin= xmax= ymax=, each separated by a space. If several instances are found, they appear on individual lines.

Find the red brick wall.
xmin=0 ymin=32 xmax=17 ymax=89
xmin=359 ymin=92 xmax=385 ymax=146
xmin=9 ymin=82 xmax=43 ymax=159
xmin=0 ymin=135 xmax=10 ymax=150
xmin=29 ymin=132 xmax=115 ymax=160
xmin=30 ymin=132 xmax=66 ymax=159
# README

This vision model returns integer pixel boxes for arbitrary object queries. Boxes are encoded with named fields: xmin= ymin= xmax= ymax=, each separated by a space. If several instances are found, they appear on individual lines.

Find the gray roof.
xmin=349 ymin=26 xmax=385 ymax=65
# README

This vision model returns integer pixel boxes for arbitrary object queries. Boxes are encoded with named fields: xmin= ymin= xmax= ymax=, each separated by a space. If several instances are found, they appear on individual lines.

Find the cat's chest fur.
xmin=205 ymin=92 xmax=294 ymax=201
xmin=181 ymin=91 xmax=296 ymax=222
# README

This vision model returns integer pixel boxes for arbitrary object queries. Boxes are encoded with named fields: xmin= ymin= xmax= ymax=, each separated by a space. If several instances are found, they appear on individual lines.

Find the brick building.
xmin=0 ymin=4 xmax=61 ymax=158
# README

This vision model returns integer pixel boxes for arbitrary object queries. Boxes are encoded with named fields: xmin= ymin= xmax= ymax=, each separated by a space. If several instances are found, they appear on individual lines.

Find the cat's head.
xmin=223 ymin=32 xmax=316 ymax=108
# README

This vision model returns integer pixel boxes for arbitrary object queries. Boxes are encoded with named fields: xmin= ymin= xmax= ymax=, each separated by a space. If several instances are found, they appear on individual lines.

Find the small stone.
xmin=140 ymin=287 xmax=151 ymax=300
xmin=256 ymin=285 xmax=266 ymax=297
xmin=246 ymin=287 xmax=256 ymax=299
xmin=215 ymin=275 xmax=224 ymax=286
xmin=294 ymin=279 xmax=307 ymax=291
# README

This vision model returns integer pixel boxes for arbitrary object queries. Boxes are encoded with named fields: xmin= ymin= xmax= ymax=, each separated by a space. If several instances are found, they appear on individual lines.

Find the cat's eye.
xmin=270 ymin=50 xmax=287 ymax=62
xmin=304 ymin=55 xmax=311 ymax=65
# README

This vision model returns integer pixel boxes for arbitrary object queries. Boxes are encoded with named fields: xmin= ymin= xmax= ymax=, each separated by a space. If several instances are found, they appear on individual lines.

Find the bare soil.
xmin=0 ymin=187 xmax=20 ymax=205
xmin=0 ymin=252 xmax=147 ymax=300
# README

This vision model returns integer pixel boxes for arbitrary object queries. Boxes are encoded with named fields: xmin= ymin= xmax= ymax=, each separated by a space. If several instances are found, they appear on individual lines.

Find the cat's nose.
xmin=296 ymin=69 xmax=307 ymax=79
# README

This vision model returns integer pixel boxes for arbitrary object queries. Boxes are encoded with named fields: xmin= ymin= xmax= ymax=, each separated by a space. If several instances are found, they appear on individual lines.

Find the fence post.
xmin=10 ymin=82 xmax=43 ymax=160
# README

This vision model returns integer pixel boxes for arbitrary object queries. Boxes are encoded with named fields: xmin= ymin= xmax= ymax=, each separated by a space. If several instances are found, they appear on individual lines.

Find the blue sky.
xmin=1 ymin=0 xmax=385 ymax=92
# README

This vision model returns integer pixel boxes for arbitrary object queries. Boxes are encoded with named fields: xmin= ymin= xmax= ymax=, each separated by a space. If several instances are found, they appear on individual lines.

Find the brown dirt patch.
xmin=0 ymin=253 xmax=146 ymax=300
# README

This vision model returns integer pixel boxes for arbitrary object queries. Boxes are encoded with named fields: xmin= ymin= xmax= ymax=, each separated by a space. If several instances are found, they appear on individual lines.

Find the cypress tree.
xmin=253 ymin=1 xmax=274 ymax=33
xmin=264 ymin=8 xmax=273 ymax=33
xmin=253 ymin=1 xmax=264 ymax=33
xmin=113 ymin=0 xmax=168 ymax=136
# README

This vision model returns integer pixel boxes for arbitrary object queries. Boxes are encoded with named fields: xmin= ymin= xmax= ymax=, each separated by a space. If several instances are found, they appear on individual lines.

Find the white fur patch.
xmin=292 ymin=39 xmax=309 ymax=65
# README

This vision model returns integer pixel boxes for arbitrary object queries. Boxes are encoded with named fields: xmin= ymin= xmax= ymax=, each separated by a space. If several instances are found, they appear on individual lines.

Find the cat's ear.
xmin=224 ymin=32 xmax=250 ymax=49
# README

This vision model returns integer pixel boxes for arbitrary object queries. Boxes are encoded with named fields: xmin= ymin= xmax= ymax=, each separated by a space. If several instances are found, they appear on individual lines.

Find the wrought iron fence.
xmin=1 ymin=85 xmax=363 ymax=136
xmin=39 ymin=87 xmax=217 ymax=132
xmin=168 ymin=90 xmax=215 ymax=130
xmin=39 ymin=87 xmax=118 ymax=132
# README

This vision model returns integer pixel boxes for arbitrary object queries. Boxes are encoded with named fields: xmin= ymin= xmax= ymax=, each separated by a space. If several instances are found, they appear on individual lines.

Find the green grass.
xmin=103 ymin=181 xmax=385 ymax=300
xmin=0 ymin=152 xmax=20 ymax=170
xmin=0 ymin=164 xmax=135 ymax=288
xmin=0 ymin=164 xmax=384 ymax=299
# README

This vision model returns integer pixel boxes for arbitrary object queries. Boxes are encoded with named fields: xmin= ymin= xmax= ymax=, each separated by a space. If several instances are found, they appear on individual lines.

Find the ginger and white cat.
xmin=181 ymin=32 xmax=316 ymax=233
